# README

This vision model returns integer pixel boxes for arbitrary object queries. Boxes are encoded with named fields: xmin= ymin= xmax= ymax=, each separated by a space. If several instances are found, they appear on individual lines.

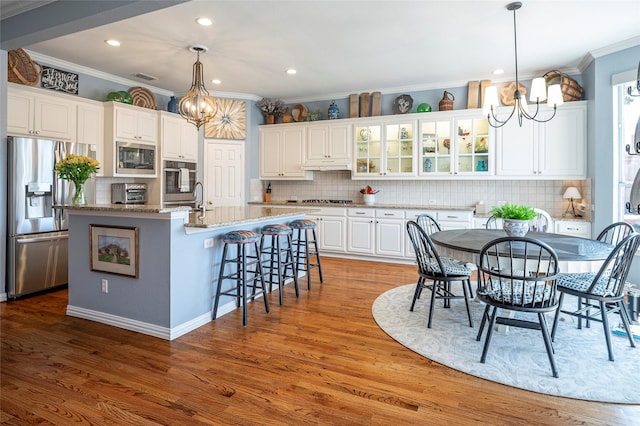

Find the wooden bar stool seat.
xmin=212 ymin=230 xmax=269 ymax=326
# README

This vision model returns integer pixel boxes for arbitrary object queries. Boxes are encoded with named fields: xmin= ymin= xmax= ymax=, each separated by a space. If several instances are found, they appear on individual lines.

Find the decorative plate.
xmin=128 ymin=87 xmax=156 ymax=110
xmin=204 ymin=99 xmax=246 ymax=140
xmin=292 ymin=104 xmax=308 ymax=122
xmin=393 ymin=94 xmax=413 ymax=114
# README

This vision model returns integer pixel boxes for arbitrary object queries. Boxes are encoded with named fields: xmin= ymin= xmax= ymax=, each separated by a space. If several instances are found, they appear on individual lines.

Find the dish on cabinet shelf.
xmin=292 ymin=104 xmax=308 ymax=122
xmin=128 ymin=87 xmax=156 ymax=110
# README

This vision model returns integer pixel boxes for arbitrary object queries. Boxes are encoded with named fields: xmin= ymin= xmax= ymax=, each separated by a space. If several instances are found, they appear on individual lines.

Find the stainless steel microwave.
xmin=116 ymin=141 xmax=156 ymax=175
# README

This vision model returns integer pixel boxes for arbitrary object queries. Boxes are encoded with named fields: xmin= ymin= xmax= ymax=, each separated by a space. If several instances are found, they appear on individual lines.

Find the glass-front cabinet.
xmin=419 ymin=114 xmax=490 ymax=176
xmin=354 ymin=120 xmax=415 ymax=177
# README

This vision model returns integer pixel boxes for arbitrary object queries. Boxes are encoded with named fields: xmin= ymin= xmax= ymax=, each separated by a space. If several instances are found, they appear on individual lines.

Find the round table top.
xmin=430 ymin=229 xmax=613 ymax=262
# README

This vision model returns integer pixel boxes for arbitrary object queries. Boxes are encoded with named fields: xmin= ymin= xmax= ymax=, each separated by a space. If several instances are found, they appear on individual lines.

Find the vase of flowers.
xmin=257 ymin=98 xmax=284 ymax=124
xmin=54 ymin=154 xmax=100 ymax=205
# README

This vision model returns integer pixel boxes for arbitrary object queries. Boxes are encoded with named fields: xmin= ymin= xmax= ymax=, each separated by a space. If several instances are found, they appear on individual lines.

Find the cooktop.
xmin=302 ymin=199 xmax=353 ymax=204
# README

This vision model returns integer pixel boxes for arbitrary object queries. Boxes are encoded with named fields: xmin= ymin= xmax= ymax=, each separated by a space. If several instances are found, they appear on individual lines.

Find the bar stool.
xmin=260 ymin=223 xmax=299 ymax=305
xmin=212 ymin=230 xmax=269 ymax=327
xmin=289 ymin=219 xmax=323 ymax=290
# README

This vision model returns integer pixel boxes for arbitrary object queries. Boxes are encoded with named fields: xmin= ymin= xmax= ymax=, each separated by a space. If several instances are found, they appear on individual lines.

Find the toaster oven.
xmin=111 ymin=183 xmax=148 ymax=204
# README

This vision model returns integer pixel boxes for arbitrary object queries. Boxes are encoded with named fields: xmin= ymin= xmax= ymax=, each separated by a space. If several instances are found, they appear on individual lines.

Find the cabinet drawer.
xmin=348 ymin=208 xmax=375 ymax=218
xmin=405 ymin=210 xmax=436 ymax=221
xmin=556 ymin=221 xmax=591 ymax=237
xmin=312 ymin=207 xmax=347 ymax=216
xmin=436 ymin=211 xmax=473 ymax=222
xmin=376 ymin=209 xmax=404 ymax=219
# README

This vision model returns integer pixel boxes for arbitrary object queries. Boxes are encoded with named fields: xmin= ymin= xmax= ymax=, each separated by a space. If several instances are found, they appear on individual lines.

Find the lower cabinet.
xmin=347 ymin=208 xmax=376 ymax=254
xmin=555 ymin=220 xmax=592 ymax=238
xmin=375 ymin=209 xmax=406 ymax=257
xmin=306 ymin=207 xmax=347 ymax=253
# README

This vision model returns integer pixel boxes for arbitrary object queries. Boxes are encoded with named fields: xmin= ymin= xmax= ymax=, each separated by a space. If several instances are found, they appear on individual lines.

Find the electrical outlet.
xmin=101 ymin=279 xmax=108 ymax=293
xmin=428 ymin=199 xmax=437 ymax=205
xmin=204 ymin=238 xmax=214 ymax=248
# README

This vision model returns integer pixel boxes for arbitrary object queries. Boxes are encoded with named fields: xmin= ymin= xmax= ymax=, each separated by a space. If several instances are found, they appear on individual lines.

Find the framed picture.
xmin=204 ymin=98 xmax=246 ymax=140
xmin=90 ymin=225 xmax=139 ymax=278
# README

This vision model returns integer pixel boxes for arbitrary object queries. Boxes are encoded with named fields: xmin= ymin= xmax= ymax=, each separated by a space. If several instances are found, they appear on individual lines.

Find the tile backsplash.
xmin=260 ymin=171 xmax=591 ymax=219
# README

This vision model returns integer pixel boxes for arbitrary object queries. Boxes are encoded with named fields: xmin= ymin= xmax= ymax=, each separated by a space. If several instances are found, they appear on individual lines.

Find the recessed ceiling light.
xmin=285 ymin=68 xmax=297 ymax=75
xmin=105 ymin=39 xmax=121 ymax=47
xmin=196 ymin=17 xmax=213 ymax=26
xmin=492 ymin=69 xmax=504 ymax=75
xmin=211 ymin=79 xmax=221 ymax=85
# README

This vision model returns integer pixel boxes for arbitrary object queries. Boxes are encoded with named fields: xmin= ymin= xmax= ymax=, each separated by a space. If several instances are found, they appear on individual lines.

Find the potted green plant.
xmin=489 ymin=203 xmax=537 ymax=237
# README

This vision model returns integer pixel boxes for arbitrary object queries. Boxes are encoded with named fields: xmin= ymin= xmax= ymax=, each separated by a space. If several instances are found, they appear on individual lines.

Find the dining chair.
xmin=475 ymin=236 xmax=561 ymax=377
xmin=485 ymin=215 xmax=500 ymax=229
xmin=416 ymin=213 xmax=442 ymax=235
xmin=551 ymin=232 xmax=640 ymax=361
xmin=406 ymin=220 xmax=474 ymax=328
xmin=531 ymin=208 xmax=553 ymax=232
xmin=596 ymin=222 xmax=634 ymax=245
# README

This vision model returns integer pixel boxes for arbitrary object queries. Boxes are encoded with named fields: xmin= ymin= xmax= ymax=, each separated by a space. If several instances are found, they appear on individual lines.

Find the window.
xmin=617 ymin=79 xmax=640 ymax=227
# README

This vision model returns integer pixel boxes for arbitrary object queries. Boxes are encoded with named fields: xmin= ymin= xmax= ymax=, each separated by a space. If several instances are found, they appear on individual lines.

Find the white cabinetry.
xmin=375 ymin=209 xmax=406 ymax=258
xmin=305 ymin=207 xmax=347 ymax=253
xmin=305 ymin=122 xmax=352 ymax=167
xmin=347 ymin=208 xmax=376 ymax=254
xmin=418 ymin=113 xmax=490 ymax=177
xmin=555 ymin=220 xmax=592 ymax=238
xmin=160 ymin=112 xmax=198 ymax=161
xmin=405 ymin=209 xmax=473 ymax=258
xmin=495 ymin=101 xmax=586 ymax=179
xmin=7 ymin=85 xmax=76 ymax=140
xmin=76 ymin=100 xmax=104 ymax=176
xmin=353 ymin=119 xmax=416 ymax=178
xmin=259 ymin=125 xmax=312 ymax=180
xmin=105 ymin=102 xmax=157 ymax=144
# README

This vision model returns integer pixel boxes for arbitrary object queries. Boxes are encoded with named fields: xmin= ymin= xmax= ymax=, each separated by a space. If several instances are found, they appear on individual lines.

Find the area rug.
xmin=372 ymin=284 xmax=640 ymax=403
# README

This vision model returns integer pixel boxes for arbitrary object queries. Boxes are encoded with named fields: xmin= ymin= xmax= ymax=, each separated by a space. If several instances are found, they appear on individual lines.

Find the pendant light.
xmin=482 ymin=2 xmax=564 ymax=128
xmin=179 ymin=45 xmax=217 ymax=129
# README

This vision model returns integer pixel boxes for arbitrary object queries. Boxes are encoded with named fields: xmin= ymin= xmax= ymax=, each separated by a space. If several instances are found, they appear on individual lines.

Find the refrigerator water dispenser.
xmin=25 ymin=182 xmax=53 ymax=219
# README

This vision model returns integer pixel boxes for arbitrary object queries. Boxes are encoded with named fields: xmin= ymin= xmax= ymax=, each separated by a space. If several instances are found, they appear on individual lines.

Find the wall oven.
xmin=116 ymin=141 xmax=156 ymax=175
xmin=163 ymin=160 xmax=197 ymax=206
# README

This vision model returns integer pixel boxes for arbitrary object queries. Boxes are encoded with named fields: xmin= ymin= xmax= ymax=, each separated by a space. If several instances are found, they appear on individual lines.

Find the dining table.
xmin=430 ymin=229 xmax=613 ymax=273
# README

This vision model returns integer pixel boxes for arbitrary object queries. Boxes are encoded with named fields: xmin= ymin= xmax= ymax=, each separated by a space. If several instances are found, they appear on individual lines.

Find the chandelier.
xmin=482 ymin=2 xmax=564 ymax=128
xmin=179 ymin=45 xmax=217 ymax=129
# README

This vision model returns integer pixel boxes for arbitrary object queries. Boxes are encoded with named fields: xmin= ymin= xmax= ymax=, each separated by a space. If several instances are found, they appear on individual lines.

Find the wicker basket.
xmin=438 ymin=91 xmax=454 ymax=111
xmin=7 ymin=48 xmax=42 ymax=86
xmin=543 ymin=70 xmax=583 ymax=102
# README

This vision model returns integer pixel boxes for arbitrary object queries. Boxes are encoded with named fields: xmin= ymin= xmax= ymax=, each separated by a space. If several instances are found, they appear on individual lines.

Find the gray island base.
xmin=61 ymin=205 xmax=314 ymax=340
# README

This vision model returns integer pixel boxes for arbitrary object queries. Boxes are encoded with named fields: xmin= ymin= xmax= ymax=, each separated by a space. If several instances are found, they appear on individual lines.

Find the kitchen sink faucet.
xmin=193 ymin=181 xmax=205 ymax=218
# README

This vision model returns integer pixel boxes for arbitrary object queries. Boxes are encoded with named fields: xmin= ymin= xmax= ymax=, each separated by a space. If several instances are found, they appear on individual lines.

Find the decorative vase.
xmin=72 ymin=181 xmax=87 ymax=205
xmin=167 ymin=96 xmax=179 ymax=113
xmin=328 ymin=100 xmax=339 ymax=120
xmin=503 ymin=219 xmax=529 ymax=237
xmin=363 ymin=194 xmax=376 ymax=205
xmin=265 ymin=114 xmax=276 ymax=125
xmin=281 ymin=107 xmax=293 ymax=123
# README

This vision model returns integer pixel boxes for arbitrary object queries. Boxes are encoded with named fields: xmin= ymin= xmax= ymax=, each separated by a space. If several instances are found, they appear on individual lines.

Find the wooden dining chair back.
xmin=416 ymin=213 xmax=441 ymax=235
xmin=530 ymin=208 xmax=553 ymax=232
xmin=596 ymin=222 xmax=634 ymax=246
xmin=475 ymin=236 xmax=561 ymax=377
xmin=406 ymin=220 xmax=473 ymax=328
xmin=551 ymin=232 xmax=640 ymax=361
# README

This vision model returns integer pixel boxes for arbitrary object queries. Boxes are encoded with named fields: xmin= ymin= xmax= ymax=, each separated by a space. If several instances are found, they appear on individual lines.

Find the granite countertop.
xmin=184 ymin=206 xmax=318 ymax=229
xmin=55 ymin=204 xmax=192 ymax=213
xmin=249 ymin=201 xmax=475 ymax=211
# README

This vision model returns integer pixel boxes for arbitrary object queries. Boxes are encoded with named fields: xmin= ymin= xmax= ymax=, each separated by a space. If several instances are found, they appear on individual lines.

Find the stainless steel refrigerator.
xmin=7 ymin=136 xmax=96 ymax=298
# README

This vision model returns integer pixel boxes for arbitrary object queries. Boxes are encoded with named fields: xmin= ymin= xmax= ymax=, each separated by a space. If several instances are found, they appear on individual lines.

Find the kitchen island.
xmin=61 ymin=204 xmax=314 ymax=340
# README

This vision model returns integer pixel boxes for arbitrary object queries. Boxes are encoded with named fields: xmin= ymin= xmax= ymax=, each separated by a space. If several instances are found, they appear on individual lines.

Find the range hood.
xmin=301 ymin=162 xmax=352 ymax=171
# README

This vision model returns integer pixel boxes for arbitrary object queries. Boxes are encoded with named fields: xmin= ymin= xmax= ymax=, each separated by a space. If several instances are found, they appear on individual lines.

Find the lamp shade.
xmin=563 ymin=186 xmax=581 ymax=199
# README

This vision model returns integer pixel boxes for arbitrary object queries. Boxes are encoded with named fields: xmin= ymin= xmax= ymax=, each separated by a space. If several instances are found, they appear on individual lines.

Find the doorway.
xmin=203 ymin=140 xmax=244 ymax=206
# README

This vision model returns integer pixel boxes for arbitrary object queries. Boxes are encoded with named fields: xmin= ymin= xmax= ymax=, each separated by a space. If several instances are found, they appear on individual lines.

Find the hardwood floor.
xmin=2 ymin=257 xmax=639 ymax=425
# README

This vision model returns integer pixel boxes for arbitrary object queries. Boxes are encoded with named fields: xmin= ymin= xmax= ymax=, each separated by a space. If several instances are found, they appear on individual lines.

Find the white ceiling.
xmin=5 ymin=0 xmax=640 ymax=102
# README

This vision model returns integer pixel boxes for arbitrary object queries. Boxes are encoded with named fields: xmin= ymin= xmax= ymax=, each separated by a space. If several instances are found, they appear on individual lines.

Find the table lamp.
xmin=562 ymin=186 xmax=582 ymax=218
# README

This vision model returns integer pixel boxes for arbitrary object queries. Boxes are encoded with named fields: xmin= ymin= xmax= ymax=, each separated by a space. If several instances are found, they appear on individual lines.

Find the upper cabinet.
xmin=353 ymin=118 xmax=416 ymax=178
xmin=106 ymin=102 xmax=158 ymax=144
xmin=418 ymin=113 xmax=490 ymax=177
xmin=76 ymin=100 xmax=104 ymax=176
xmin=259 ymin=125 xmax=312 ymax=180
xmin=7 ymin=85 xmax=76 ymax=140
xmin=305 ymin=122 xmax=352 ymax=167
xmin=495 ymin=101 xmax=586 ymax=179
xmin=160 ymin=112 xmax=198 ymax=161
